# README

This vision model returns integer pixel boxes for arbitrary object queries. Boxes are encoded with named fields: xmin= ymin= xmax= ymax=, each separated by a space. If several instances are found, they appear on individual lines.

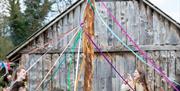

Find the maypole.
xmin=83 ymin=0 xmax=95 ymax=91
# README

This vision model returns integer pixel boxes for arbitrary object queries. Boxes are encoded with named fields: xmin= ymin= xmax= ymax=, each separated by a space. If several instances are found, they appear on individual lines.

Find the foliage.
xmin=24 ymin=0 xmax=54 ymax=32
xmin=0 ymin=37 xmax=14 ymax=59
xmin=8 ymin=0 xmax=53 ymax=46
xmin=8 ymin=0 xmax=29 ymax=46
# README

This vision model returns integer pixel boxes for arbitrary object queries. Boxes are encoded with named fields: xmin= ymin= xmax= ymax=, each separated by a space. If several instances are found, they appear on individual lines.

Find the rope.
xmin=74 ymin=31 xmax=82 ymax=91
xmin=28 ymin=26 xmax=79 ymax=54
xmin=25 ymin=26 xmax=80 ymax=73
xmin=43 ymin=55 xmax=66 ymax=88
xmin=67 ymin=30 xmax=82 ymax=91
xmin=35 ymin=27 xmax=81 ymax=90
xmin=74 ymin=53 xmax=86 ymax=91
xmin=98 ymin=1 xmax=180 ymax=89
xmin=85 ymin=31 xmax=135 ymax=91
xmin=88 ymin=0 xmax=179 ymax=90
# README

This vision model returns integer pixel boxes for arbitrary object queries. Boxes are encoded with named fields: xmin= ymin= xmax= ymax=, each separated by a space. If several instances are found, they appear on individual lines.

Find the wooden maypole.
xmin=83 ymin=0 xmax=95 ymax=91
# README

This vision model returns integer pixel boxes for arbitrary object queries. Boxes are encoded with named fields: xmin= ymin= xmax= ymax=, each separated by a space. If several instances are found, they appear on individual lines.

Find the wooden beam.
xmin=19 ymin=45 xmax=180 ymax=54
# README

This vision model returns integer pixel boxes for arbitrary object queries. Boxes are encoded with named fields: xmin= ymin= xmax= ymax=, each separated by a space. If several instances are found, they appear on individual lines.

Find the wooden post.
xmin=83 ymin=0 xmax=95 ymax=91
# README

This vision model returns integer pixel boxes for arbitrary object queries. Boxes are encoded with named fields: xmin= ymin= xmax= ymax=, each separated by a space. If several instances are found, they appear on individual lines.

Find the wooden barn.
xmin=6 ymin=0 xmax=180 ymax=91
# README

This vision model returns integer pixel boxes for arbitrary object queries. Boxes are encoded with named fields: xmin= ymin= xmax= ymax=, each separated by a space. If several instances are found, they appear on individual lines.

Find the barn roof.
xmin=6 ymin=0 xmax=180 ymax=60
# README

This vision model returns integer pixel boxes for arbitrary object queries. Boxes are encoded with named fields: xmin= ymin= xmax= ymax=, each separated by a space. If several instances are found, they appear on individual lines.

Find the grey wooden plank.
xmin=146 ymin=51 xmax=155 ymax=91
xmin=106 ymin=2 xmax=114 ymax=47
xmin=153 ymin=11 xmax=160 ymax=45
xmin=153 ymin=51 xmax=161 ymax=91
xmin=57 ymin=19 xmax=64 ymax=48
xmin=28 ymin=54 xmax=43 ymax=91
xmin=42 ymin=54 xmax=52 ymax=91
xmin=139 ymin=1 xmax=148 ymax=45
xmin=160 ymin=51 xmax=168 ymax=91
xmin=146 ymin=5 xmax=154 ymax=45
xmin=168 ymin=51 xmax=176 ymax=91
xmin=158 ymin=16 xmax=166 ymax=45
xmin=73 ymin=5 xmax=81 ymax=28
xmin=47 ymin=27 xmax=54 ymax=49
xmin=164 ymin=20 xmax=170 ymax=45
xmin=51 ymin=54 xmax=60 ymax=90
xmin=127 ymin=1 xmax=139 ymax=46
xmin=166 ymin=24 xmax=180 ymax=45
xmin=52 ymin=24 xmax=58 ymax=49
xmin=124 ymin=53 xmax=136 ymax=75
xmin=176 ymin=51 xmax=180 ymax=75
xmin=114 ymin=1 xmax=127 ymax=47
xmin=59 ymin=54 xmax=67 ymax=91
xmin=115 ymin=54 xmax=124 ymax=91
xmin=113 ymin=1 xmax=122 ymax=48
xmin=95 ymin=2 xmax=108 ymax=49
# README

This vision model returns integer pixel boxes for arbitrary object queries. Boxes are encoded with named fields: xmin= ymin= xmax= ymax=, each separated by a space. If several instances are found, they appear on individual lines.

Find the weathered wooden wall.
xmin=18 ymin=0 xmax=180 ymax=91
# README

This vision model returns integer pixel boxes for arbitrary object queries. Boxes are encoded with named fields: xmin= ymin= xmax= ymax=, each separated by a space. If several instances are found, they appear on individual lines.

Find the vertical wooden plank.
xmin=111 ymin=54 xmax=116 ymax=91
xmin=124 ymin=53 xmax=136 ymax=75
xmin=20 ymin=54 xmax=29 ymax=68
xmin=28 ymin=54 xmax=43 ymax=91
xmin=59 ymin=54 xmax=67 ymax=91
xmin=113 ymin=1 xmax=122 ymax=48
xmin=127 ymin=1 xmax=139 ymax=45
xmin=93 ymin=55 xmax=97 ymax=91
xmin=166 ymin=24 xmax=180 ymax=45
xmin=63 ymin=15 xmax=68 ymax=47
xmin=159 ymin=16 xmax=166 ymax=45
xmin=28 ymin=54 xmax=36 ymax=91
xmin=176 ymin=51 xmax=180 ymax=75
xmin=153 ymin=51 xmax=161 ymax=91
xmin=99 ymin=53 xmax=112 ymax=91
xmin=73 ymin=5 xmax=80 ymax=28
xmin=168 ymin=51 xmax=176 ymax=91
xmin=43 ymin=30 xmax=49 ymax=50
xmin=146 ymin=6 xmax=154 ymax=45
xmin=99 ymin=56 xmax=106 ymax=91
xmin=42 ymin=54 xmax=51 ymax=91
xmin=57 ymin=19 xmax=63 ymax=48
xmin=164 ymin=20 xmax=170 ymax=45
xmin=106 ymin=2 xmax=114 ymax=47
xmin=114 ymin=1 xmax=127 ymax=47
xmin=67 ymin=11 xmax=74 ymax=47
xmin=94 ymin=2 xmax=100 ymax=47
xmin=71 ymin=53 xmax=75 ymax=91
xmin=47 ymin=27 xmax=54 ymax=49
xmin=66 ymin=53 xmax=75 ymax=90
xmin=135 ymin=52 xmax=142 ymax=69
xmin=96 ymin=56 xmax=103 ymax=91
xmin=153 ymin=12 xmax=161 ymax=45
xmin=160 ymin=51 xmax=168 ymax=91
xmin=80 ymin=2 xmax=86 ymax=22
xmin=51 ymin=54 xmax=59 ymax=90
xmin=52 ymin=24 xmax=58 ymax=49
xmin=95 ymin=2 xmax=108 ymax=49
xmin=114 ymin=54 xmax=124 ymax=91
xmin=35 ymin=33 xmax=44 ymax=49
xmin=146 ymin=51 xmax=155 ymax=91
xmin=139 ymin=1 xmax=148 ymax=45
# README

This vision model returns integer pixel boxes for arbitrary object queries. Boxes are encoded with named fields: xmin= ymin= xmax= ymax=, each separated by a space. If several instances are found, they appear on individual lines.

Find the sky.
xmin=49 ymin=0 xmax=180 ymax=23
xmin=149 ymin=0 xmax=180 ymax=23
xmin=0 ymin=0 xmax=180 ymax=23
